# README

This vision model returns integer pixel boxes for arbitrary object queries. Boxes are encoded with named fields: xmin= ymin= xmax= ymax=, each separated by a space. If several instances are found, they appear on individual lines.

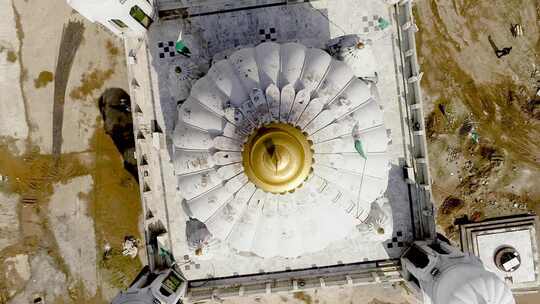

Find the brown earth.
xmin=415 ymin=0 xmax=539 ymax=239
xmin=415 ymin=0 xmax=539 ymax=300
xmin=293 ymin=292 xmax=313 ymax=304
xmin=0 ymin=0 xmax=141 ymax=302
xmin=0 ymin=123 xmax=142 ymax=302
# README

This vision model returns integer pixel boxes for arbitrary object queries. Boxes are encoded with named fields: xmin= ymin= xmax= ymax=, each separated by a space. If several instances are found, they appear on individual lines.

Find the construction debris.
xmin=326 ymin=34 xmax=363 ymax=58
xmin=122 ymin=236 xmax=140 ymax=258
xmin=511 ymin=24 xmax=523 ymax=37
xmin=103 ymin=242 xmax=112 ymax=260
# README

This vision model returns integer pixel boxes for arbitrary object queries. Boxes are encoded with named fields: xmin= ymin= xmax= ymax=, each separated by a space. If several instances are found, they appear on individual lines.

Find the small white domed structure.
xmin=173 ymin=42 xmax=390 ymax=258
xmin=402 ymin=241 xmax=515 ymax=304
xmin=434 ymin=264 xmax=515 ymax=304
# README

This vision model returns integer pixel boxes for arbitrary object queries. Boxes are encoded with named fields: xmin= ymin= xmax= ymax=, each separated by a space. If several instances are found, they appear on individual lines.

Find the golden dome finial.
xmin=242 ymin=123 xmax=313 ymax=194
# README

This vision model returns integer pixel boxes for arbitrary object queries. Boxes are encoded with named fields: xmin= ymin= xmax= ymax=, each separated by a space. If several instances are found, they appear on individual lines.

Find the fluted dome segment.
xmin=173 ymin=42 xmax=391 ymax=258
xmin=434 ymin=264 xmax=515 ymax=304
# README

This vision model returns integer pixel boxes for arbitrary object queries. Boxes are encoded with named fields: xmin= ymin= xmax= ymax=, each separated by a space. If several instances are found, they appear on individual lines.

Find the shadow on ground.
xmin=98 ymin=88 xmax=138 ymax=181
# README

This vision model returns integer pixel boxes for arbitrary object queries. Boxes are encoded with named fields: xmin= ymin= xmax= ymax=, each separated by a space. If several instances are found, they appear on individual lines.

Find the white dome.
xmin=341 ymin=44 xmax=378 ymax=78
xmin=434 ymin=264 xmax=515 ymax=304
xmin=173 ymin=42 xmax=390 ymax=258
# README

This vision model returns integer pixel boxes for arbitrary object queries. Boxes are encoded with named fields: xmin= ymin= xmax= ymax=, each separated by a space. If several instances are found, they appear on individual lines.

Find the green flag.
xmin=354 ymin=139 xmax=367 ymax=159
xmin=175 ymin=40 xmax=191 ymax=56
xmin=471 ymin=131 xmax=479 ymax=144
xmin=378 ymin=17 xmax=390 ymax=30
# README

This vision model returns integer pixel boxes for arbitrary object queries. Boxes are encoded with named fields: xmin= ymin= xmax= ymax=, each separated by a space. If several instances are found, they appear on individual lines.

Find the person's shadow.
xmin=488 ymin=35 xmax=512 ymax=58
xmin=488 ymin=35 xmax=500 ymax=53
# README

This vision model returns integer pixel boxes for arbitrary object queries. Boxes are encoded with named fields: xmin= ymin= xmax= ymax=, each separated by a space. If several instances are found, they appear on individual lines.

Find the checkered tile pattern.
xmin=362 ymin=15 xmax=381 ymax=33
xmin=386 ymin=230 xmax=407 ymax=249
xmin=157 ymin=41 xmax=177 ymax=59
xmin=259 ymin=27 xmax=278 ymax=43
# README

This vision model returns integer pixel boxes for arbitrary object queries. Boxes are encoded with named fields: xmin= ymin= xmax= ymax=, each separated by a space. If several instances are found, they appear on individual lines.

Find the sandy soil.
xmin=0 ymin=1 xmax=28 ymax=154
xmin=9 ymin=253 xmax=68 ymax=304
xmin=0 ymin=193 xmax=20 ymax=253
xmin=0 ymin=0 xmax=143 ymax=303
xmin=414 ymin=0 xmax=540 ymax=301
xmin=415 ymin=0 xmax=539 ymax=238
xmin=10 ymin=0 xmax=127 ymax=155
xmin=48 ymin=175 xmax=98 ymax=297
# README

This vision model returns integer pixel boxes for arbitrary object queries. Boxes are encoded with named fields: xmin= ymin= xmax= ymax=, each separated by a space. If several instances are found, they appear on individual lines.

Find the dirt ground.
xmin=414 ymin=0 xmax=539 ymax=241
xmin=414 ymin=0 xmax=540 ymax=301
xmin=0 ymin=0 xmax=143 ymax=303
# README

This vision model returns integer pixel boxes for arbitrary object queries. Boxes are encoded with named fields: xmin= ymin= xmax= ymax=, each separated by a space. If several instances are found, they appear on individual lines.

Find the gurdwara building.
xmin=67 ymin=1 xmax=539 ymax=303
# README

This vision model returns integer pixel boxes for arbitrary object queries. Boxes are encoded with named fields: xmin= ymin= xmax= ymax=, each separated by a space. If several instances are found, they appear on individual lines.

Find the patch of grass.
xmin=34 ymin=71 xmax=54 ymax=88
xmin=6 ymin=50 xmax=17 ymax=62
xmin=88 ymin=128 xmax=142 ymax=289
xmin=0 ymin=125 xmax=142 ymax=292
xmin=0 ymin=144 xmax=89 ymax=202
xmin=70 ymin=68 xmax=115 ymax=100
xmin=106 ymin=40 xmax=120 ymax=58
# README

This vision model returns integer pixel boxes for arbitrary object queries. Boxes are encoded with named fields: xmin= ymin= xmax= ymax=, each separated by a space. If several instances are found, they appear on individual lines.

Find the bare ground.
xmin=415 ymin=0 xmax=539 ymax=237
xmin=0 ymin=0 xmax=142 ymax=303
xmin=414 ymin=0 xmax=540 ymax=301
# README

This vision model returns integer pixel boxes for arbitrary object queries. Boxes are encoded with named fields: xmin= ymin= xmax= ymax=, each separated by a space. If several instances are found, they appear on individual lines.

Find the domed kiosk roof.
xmin=434 ymin=264 xmax=515 ymax=304
xmin=173 ymin=42 xmax=390 ymax=258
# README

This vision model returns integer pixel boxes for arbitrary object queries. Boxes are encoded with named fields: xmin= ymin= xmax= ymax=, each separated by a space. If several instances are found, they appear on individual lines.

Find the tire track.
xmin=52 ymin=20 xmax=85 ymax=158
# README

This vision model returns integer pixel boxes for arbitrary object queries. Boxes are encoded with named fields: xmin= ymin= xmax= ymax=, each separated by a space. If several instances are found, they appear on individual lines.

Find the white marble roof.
xmin=141 ymin=0 xmax=416 ymax=279
xmin=173 ymin=42 xmax=390 ymax=259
